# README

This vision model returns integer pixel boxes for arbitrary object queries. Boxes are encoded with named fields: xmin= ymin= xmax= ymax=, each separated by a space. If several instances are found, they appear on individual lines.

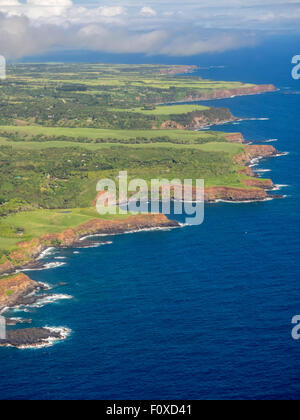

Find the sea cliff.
xmin=183 ymin=84 xmax=277 ymax=102
xmin=0 ymin=213 xmax=180 ymax=347
xmin=233 ymin=145 xmax=279 ymax=165
xmin=159 ymin=107 xmax=238 ymax=130
xmin=205 ymin=145 xmax=280 ymax=202
xmin=0 ymin=214 xmax=180 ymax=278
xmin=204 ymin=186 xmax=268 ymax=202
xmin=0 ymin=273 xmax=39 ymax=310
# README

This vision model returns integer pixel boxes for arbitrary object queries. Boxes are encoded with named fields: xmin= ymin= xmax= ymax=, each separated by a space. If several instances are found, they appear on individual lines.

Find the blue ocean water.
xmin=1 ymin=43 xmax=300 ymax=400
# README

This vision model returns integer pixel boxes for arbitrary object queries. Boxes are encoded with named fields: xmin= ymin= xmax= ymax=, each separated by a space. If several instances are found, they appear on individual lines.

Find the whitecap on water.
xmin=45 ymin=262 xmax=66 ymax=269
xmin=37 ymin=247 xmax=56 ymax=260
xmin=30 ymin=294 xmax=73 ymax=308
xmin=272 ymin=184 xmax=289 ymax=191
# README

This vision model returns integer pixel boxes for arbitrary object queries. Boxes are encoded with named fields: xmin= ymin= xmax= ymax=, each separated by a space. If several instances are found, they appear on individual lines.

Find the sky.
xmin=0 ymin=0 xmax=300 ymax=59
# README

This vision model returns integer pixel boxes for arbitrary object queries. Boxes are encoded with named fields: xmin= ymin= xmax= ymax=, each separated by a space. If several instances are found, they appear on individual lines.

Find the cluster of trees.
xmin=0 ymin=144 xmax=236 ymax=211
xmin=1 ymin=131 xmax=224 ymax=145
xmin=170 ymin=108 xmax=234 ymax=128
xmin=0 ymin=64 xmax=229 ymax=129
xmin=0 ymin=198 xmax=32 ymax=217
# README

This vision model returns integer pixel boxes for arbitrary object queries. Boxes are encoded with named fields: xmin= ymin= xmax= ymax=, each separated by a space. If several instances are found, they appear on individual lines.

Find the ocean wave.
xmin=44 ymin=262 xmax=66 ymax=269
xmin=255 ymin=169 xmax=271 ymax=173
xmin=80 ymin=234 xmax=102 ymax=241
xmin=79 ymin=242 xmax=113 ymax=249
xmin=21 ymin=262 xmax=65 ymax=273
xmin=5 ymin=317 xmax=31 ymax=325
xmin=37 ymin=247 xmax=56 ymax=260
xmin=246 ymin=117 xmax=270 ymax=121
xmin=20 ymin=261 xmax=66 ymax=272
xmin=10 ymin=294 xmax=73 ymax=313
xmin=123 ymin=226 xmax=176 ymax=235
xmin=76 ymin=240 xmax=113 ymax=248
xmin=79 ymin=234 xmax=103 ymax=241
xmin=178 ymin=222 xmax=192 ymax=228
xmin=0 ymin=307 xmax=9 ymax=315
xmin=249 ymin=157 xmax=262 ymax=167
xmin=214 ymin=197 xmax=274 ymax=204
xmin=275 ymin=152 xmax=289 ymax=157
xmin=29 ymin=294 xmax=73 ymax=308
xmin=7 ymin=317 xmax=24 ymax=322
xmin=80 ymin=226 xmax=180 ymax=239
xmin=37 ymin=282 xmax=52 ymax=290
xmin=272 ymin=184 xmax=289 ymax=191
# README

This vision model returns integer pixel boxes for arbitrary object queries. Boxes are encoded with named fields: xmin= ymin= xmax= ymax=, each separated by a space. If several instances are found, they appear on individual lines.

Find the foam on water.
xmin=38 ymin=248 xmax=56 ymax=260
xmin=19 ymin=262 xmax=66 ymax=273
xmin=17 ymin=327 xmax=72 ymax=350
xmin=11 ymin=294 xmax=73 ymax=313
xmin=272 ymin=184 xmax=289 ymax=191
xmin=29 ymin=294 xmax=73 ymax=308
xmin=214 ymin=197 xmax=274 ymax=204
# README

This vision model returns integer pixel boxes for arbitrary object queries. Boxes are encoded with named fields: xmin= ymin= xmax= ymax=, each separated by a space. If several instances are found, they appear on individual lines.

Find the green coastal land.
xmin=0 ymin=63 xmax=277 ymax=270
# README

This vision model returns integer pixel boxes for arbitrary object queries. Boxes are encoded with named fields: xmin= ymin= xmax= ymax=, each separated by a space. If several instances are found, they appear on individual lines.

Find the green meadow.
xmin=0 ymin=125 xmax=225 ymax=142
xmin=111 ymin=105 xmax=210 ymax=115
xmin=0 ymin=208 xmax=131 ymax=253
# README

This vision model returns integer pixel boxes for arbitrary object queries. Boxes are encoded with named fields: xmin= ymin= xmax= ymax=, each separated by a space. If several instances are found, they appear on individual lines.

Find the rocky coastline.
xmin=159 ymin=108 xmax=238 ymax=130
xmin=0 ymin=138 xmax=284 ymax=348
xmin=0 ymin=273 xmax=47 ymax=310
xmin=0 ymin=214 xmax=180 ymax=348
xmin=182 ymin=84 xmax=277 ymax=102
xmin=0 ymin=214 xmax=179 ymax=278
xmin=205 ymin=144 xmax=282 ymax=202
xmin=0 ymin=327 xmax=70 ymax=349
xmin=0 ymin=141 xmax=282 ymax=287
xmin=0 ymin=273 xmax=71 ymax=349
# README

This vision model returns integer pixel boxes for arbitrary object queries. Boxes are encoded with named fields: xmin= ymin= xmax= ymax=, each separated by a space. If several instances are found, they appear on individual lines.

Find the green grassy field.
xmin=7 ymin=75 xmax=253 ymax=91
xmin=0 ymin=136 xmax=243 ymax=154
xmin=0 ymin=125 xmax=226 ymax=142
xmin=0 ymin=208 xmax=130 ymax=252
xmin=111 ymin=104 xmax=210 ymax=115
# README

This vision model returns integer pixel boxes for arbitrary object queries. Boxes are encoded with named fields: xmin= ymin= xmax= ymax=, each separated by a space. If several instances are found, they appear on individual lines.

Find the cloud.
xmin=0 ymin=0 xmax=299 ymax=59
xmin=140 ymin=6 xmax=157 ymax=17
xmin=99 ymin=6 xmax=125 ymax=18
xmin=0 ymin=13 xmax=69 ymax=59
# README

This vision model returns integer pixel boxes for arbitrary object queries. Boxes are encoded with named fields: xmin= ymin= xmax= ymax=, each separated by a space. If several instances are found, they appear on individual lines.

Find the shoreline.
xmin=157 ymin=84 xmax=278 ymax=106
xmin=0 ymin=144 xmax=283 ymax=282
xmin=0 ymin=215 xmax=181 ymax=349
xmin=0 ymin=214 xmax=180 ymax=277
xmin=0 ymin=135 xmax=285 ymax=349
